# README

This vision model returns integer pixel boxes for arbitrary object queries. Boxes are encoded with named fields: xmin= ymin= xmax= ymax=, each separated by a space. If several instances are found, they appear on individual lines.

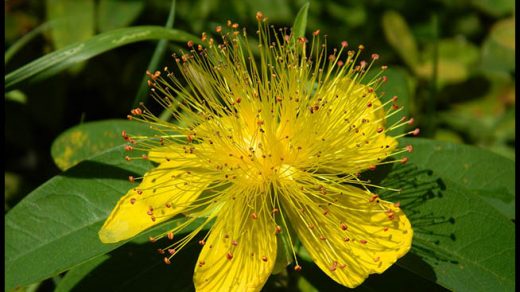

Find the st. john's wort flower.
xmin=99 ymin=12 xmax=417 ymax=291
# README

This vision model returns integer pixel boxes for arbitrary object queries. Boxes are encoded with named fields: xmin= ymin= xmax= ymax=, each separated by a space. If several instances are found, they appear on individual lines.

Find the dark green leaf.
xmin=379 ymin=138 xmax=515 ymax=291
xmin=377 ymin=67 xmax=412 ymax=136
xmin=5 ymin=26 xmax=200 ymax=91
xmin=5 ymin=147 xmax=206 ymax=290
xmin=401 ymin=137 xmax=515 ymax=220
xmin=55 ymin=232 xmax=202 ymax=292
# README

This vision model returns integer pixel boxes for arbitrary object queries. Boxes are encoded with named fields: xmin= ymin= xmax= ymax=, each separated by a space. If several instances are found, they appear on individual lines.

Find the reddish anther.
xmin=131 ymin=108 xmax=142 ymax=115
xmin=256 ymin=11 xmax=264 ymax=21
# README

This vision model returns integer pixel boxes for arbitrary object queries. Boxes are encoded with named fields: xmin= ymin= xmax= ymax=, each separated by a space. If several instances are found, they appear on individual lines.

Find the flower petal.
xmin=99 ymin=162 xmax=211 ymax=243
xmin=282 ymin=181 xmax=412 ymax=288
xmin=194 ymin=193 xmax=277 ymax=292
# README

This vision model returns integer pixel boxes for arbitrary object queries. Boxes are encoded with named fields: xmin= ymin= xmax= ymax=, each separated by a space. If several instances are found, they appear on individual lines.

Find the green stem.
xmin=5 ymin=22 xmax=52 ymax=65
xmin=132 ymin=0 xmax=177 ymax=107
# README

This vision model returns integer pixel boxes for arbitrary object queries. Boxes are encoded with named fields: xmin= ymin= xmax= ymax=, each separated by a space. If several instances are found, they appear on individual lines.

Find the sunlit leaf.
xmin=51 ymin=120 xmax=156 ymax=171
xmin=379 ymin=138 xmax=515 ymax=291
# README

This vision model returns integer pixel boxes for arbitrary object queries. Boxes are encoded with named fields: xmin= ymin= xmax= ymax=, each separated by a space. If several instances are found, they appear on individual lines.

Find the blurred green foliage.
xmin=4 ymin=0 xmax=515 ymax=291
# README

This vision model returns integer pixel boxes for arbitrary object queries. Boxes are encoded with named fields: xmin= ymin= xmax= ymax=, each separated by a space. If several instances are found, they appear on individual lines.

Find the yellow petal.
xmin=99 ymin=162 xmax=211 ymax=243
xmin=282 ymin=182 xmax=412 ymax=288
xmin=194 ymin=194 xmax=277 ymax=292
xmin=148 ymin=144 xmax=195 ymax=164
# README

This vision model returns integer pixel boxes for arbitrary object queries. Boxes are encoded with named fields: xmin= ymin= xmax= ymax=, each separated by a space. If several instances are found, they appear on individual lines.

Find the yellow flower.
xmin=99 ymin=12 xmax=415 ymax=291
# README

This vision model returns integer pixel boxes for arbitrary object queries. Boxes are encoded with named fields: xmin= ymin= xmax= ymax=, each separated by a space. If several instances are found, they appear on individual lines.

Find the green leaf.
xmin=4 ymin=147 xmax=206 ymax=290
xmin=471 ymin=0 xmax=515 ymax=17
xmin=400 ymin=138 xmax=515 ymax=220
xmin=377 ymin=67 xmax=412 ymax=136
xmin=382 ymin=11 xmax=419 ymax=69
xmin=5 ymin=26 xmax=200 ymax=91
xmin=380 ymin=138 xmax=515 ymax=291
xmin=297 ymin=254 xmax=449 ymax=291
xmin=97 ymin=0 xmax=145 ymax=32
xmin=480 ymin=17 xmax=515 ymax=73
xmin=292 ymin=2 xmax=310 ymax=38
xmin=46 ymin=0 xmax=95 ymax=50
xmin=5 ymin=22 xmax=52 ymax=65
xmin=51 ymin=120 xmax=156 ymax=171
xmin=5 ymin=89 xmax=27 ymax=104
xmin=55 ymin=240 xmax=200 ymax=291
xmin=45 ymin=0 xmax=95 ymax=74
xmin=415 ymin=38 xmax=480 ymax=85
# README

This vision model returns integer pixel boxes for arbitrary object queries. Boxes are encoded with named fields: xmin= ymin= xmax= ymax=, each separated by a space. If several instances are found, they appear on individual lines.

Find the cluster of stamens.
xmin=116 ymin=11 xmax=418 ymax=275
